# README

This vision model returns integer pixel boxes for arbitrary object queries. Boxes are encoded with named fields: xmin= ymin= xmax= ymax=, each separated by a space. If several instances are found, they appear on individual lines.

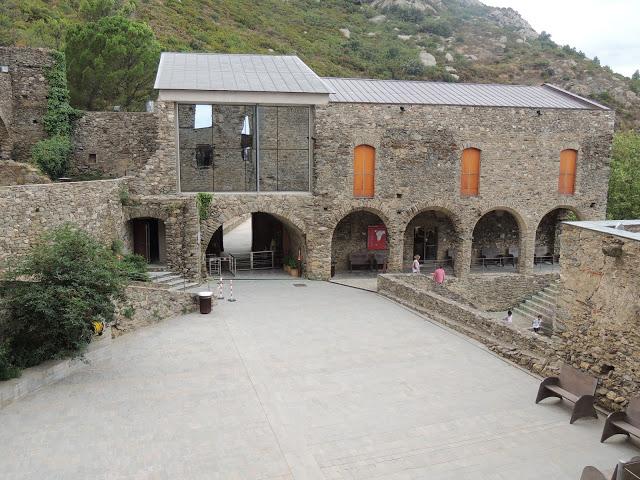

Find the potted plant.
xmin=287 ymin=256 xmax=299 ymax=277
xmin=283 ymin=256 xmax=291 ymax=274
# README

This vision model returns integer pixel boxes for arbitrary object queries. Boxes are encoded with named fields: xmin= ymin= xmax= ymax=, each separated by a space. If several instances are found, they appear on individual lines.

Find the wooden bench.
xmin=349 ymin=251 xmax=387 ymax=272
xmin=535 ymin=364 xmax=598 ymax=424
xmin=601 ymin=396 xmax=640 ymax=443
xmin=580 ymin=457 xmax=640 ymax=480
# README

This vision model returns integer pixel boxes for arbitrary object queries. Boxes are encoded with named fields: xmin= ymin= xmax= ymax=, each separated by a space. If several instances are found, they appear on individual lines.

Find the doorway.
xmin=131 ymin=218 xmax=166 ymax=264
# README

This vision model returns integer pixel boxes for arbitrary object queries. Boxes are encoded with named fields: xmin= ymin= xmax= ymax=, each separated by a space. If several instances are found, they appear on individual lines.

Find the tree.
xmin=1 ymin=225 xmax=128 ymax=371
xmin=632 ymin=70 xmax=640 ymax=81
xmin=65 ymin=15 xmax=161 ymax=111
xmin=79 ymin=0 xmax=135 ymax=21
xmin=607 ymin=131 xmax=640 ymax=220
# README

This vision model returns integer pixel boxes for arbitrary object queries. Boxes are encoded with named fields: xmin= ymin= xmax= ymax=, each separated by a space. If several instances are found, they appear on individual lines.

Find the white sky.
xmin=481 ymin=0 xmax=640 ymax=78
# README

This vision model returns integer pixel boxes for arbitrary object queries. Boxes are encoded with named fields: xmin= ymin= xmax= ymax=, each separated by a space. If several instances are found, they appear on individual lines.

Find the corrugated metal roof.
xmin=321 ymin=77 xmax=607 ymax=110
xmin=154 ymin=52 xmax=332 ymax=94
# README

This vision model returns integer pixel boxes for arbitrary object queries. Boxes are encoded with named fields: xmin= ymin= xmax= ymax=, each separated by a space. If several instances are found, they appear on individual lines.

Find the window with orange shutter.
xmin=354 ymin=145 xmax=375 ymax=198
xmin=460 ymin=148 xmax=481 ymax=196
xmin=558 ymin=149 xmax=577 ymax=195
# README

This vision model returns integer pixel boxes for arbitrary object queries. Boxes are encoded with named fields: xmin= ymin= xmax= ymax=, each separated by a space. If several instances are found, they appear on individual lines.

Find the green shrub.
xmin=31 ymin=135 xmax=72 ymax=179
xmin=118 ymin=253 xmax=149 ymax=281
xmin=0 ymin=343 xmax=20 ymax=381
xmin=418 ymin=18 xmax=453 ymax=37
xmin=2 ymin=224 xmax=127 ymax=370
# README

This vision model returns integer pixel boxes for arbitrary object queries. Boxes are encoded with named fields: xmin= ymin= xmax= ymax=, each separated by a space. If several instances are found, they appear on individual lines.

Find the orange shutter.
xmin=460 ymin=148 xmax=480 ymax=196
xmin=354 ymin=145 xmax=375 ymax=198
xmin=559 ymin=149 xmax=577 ymax=195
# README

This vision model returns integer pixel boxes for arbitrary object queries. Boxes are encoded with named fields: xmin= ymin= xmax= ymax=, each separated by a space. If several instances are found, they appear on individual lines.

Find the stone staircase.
xmin=148 ymin=267 xmax=199 ymax=291
xmin=512 ymin=280 xmax=559 ymax=335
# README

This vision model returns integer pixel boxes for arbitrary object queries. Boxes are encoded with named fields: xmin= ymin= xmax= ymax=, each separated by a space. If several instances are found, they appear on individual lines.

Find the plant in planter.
xmin=283 ymin=256 xmax=291 ymax=273
xmin=287 ymin=256 xmax=299 ymax=277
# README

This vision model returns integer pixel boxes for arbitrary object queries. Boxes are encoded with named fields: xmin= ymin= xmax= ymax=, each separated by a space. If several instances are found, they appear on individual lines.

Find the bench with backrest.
xmin=580 ymin=457 xmax=640 ymax=480
xmin=535 ymin=364 xmax=598 ymax=424
xmin=349 ymin=251 xmax=387 ymax=272
xmin=601 ymin=396 xmax=640 ymax=443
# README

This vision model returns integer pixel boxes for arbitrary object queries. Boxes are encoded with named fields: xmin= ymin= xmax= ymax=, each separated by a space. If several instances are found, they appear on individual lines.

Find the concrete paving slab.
xmin=0 ymin=280 xmax=636 ymax=479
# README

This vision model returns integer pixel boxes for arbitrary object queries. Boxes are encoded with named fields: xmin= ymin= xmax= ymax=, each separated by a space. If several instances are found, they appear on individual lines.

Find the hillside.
xmin=1 ymin=0 xmax=639 ymax=128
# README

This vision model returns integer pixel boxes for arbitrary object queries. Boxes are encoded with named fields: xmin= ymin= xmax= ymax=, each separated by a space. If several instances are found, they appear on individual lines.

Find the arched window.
xmin=558 ymin=149 xmax=577 ymax=195
xmin=354 ymin=145 xmax=375 ymax=198
xmin=460 ymin=148 xmax=481 ymax=196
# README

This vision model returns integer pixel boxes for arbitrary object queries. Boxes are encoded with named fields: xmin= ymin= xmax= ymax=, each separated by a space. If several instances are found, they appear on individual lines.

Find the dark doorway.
xmin=132 ymin=218 xmax=162 ymax=263
xmin=413 ymin=227 xmax=437 ymax=261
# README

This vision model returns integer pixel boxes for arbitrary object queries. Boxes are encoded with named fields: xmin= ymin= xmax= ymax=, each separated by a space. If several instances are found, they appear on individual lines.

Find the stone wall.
xmin=0 ymin=160 xmax=50 ymax=186
xmin=141 ymin=99 xmax=613 ymax=280
xmin=556 ymin=223 xmax=640 ymax=410
xmin=113 ymin=283 xmax=199 ymax=337
xmin=0 ymin=179 xmax=127 ymax=269
xmin=71 ymin=112 xmax=160 ymax=177
xmin=0 ymin=47 xmax=53 ymax=163
xmin=392 ymin=272 xmax=556 ymax=311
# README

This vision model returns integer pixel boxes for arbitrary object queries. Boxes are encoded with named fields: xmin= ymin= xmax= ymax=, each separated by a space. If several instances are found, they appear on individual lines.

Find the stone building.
xmin=0 ymin=47 xmax=54 ymax=163
xmin=0 ymin=50 xmax=616 ymax=282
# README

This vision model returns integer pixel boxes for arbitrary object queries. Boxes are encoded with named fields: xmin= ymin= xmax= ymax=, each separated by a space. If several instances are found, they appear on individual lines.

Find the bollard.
xmin=227 ymin=279 xmax=236 ymax=302
xmin=217 ymin=276 xmax=224 ymax=300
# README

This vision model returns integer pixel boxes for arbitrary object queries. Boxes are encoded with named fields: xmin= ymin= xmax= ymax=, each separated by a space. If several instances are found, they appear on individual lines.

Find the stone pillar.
xmin=454 ymin=234 xmax=472 ymax=278
xmin=518 ymin=230 xmax=535 ymax=274
xmin=386 ymin=225 xmax=404 ymax=273
xmin=305 ymin=226 xmax=332 ymax=280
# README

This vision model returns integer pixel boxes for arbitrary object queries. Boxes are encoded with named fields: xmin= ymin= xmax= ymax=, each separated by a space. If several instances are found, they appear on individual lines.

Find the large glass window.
xmin=178 ymin=104 xmax=310 ymax=192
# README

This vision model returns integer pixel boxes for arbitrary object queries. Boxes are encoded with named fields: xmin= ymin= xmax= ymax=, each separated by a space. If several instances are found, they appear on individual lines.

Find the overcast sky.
xmin=482 ymin=0 xmax=640 ymax=78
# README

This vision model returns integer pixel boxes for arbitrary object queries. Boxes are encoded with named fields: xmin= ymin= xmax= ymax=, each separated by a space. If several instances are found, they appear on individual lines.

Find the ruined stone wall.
xmin=0 ymin=160 xmax=50 ymax=186
xmin=140 ymin=100 xmax=613 ymax=279
xmin=71 ymin=112 xmax=160 ymax=177
xmin=0 ymin=47 xmax=53 ymax=163
xmin=0 ymin=179 xmax=127 ymax=269
xmin=113 ymin=282 xmax=199 ymax=337
xmin=556 ymin=224 xmax=640 ymax=410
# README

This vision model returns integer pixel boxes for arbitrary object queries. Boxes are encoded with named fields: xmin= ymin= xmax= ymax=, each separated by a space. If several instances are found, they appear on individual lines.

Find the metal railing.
xmin=227 ymin=250 xmax=274 ymax=271
xmin=471 ymin=256 xmax=518 ymax=268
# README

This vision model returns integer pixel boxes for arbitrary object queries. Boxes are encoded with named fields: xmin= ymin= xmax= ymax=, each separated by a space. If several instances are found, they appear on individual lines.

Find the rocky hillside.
xmin=2 ymin=0 xmax=638 ymax=128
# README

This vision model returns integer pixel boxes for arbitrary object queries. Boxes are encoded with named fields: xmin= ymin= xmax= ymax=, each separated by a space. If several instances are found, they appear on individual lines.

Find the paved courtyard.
xmin=1 ymin=281 xmax=637 ymax=479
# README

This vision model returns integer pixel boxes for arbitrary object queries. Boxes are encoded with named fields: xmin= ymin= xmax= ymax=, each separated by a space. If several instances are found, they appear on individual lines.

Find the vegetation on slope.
xmin=2 ymin=0 xmax=639 ymax=129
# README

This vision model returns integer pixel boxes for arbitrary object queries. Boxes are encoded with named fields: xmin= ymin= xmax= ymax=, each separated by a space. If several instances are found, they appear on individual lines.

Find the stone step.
xmin=161 ymin=277 xmax=190 ymax=287
xmin=529 ymin=294 xmax=555 ymax=309
xmin=538 ymin=290 xmax=557 ymax=302
xmin=513 ymin=309 xmax=553 ymax=335
xmin=153 ymin=274 xmax=183 ymax=284
xmin=169 ymin=282 xmax=199 ymax=291
xmin=518 ymin=302 xmax=554 ymax=319
xmin=147 ymin=265 xmax=169 ymax=273
xmin=545 ymin=284 xmax=559 ymax=294
xmin=525 ymin=296 xmax=556 ymax=313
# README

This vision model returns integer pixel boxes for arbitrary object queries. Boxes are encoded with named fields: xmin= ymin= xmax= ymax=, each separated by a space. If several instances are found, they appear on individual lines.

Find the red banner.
xmin=367 ymin=225 xmax=387 ymax=250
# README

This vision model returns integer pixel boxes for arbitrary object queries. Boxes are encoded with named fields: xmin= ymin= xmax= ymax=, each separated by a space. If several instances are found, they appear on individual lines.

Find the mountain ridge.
xmin=1 ymin=0 xmax=637 ymax=128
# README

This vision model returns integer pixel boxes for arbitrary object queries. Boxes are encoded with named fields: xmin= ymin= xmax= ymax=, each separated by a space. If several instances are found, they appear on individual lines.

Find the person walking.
xmin=412 ymin=255 xmax=421 ymax=274
xmin=432 ymin=265 xmax=446 ymax=286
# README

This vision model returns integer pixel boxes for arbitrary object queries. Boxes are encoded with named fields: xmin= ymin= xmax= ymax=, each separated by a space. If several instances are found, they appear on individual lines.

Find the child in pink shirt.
xmin=432 ymin=266 xmax=446 ymax=285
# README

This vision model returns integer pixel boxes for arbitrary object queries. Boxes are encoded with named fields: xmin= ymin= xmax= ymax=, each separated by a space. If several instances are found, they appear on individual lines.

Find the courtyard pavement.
xmin=1 ymin=281 xmax=637 ymax=479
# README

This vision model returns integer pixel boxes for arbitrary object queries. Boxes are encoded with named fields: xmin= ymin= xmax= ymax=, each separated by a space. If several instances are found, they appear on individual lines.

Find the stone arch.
xmin=471 ymin=206 xmax=527 ymax=272
xmin=401 ymin=205 xmax=462 ymax=272
xmin=327 ymin=204 xmax=393 ymax=234
xmin=200 ymin=203 xmax=308 ymax=253
xmin=533 ymin=206 xmax=584 ymax=265
xmin=330 ymin=207 xmax=393 ymax=275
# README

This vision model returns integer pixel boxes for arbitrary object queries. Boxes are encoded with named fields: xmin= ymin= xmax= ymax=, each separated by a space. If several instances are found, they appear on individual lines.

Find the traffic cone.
xmin=227 ymin=279 xmax=236 ymax=302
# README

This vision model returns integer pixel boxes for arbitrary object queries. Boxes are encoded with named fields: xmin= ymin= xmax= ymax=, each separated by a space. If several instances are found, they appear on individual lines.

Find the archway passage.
xmin=129 ymin=218 xmax=167 ymax=265
xmin=471 ymin=210 xmax=521 ymax=272
xmin=331 ymin=210 xmax=388 ymax=276
xmin=205 ymin=212 xmax=306 ymax=277
xmin=534 ymin=208 xmax=578 ymax=266
xmin=403 ymin=210 xmax=458 ymax=273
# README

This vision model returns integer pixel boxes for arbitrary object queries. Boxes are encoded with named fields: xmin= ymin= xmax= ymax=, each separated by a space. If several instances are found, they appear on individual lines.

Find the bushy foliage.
xmin=65 ymin=15 xmax=161 ymax=110
xmin=118 ymin=254 xmax=150 ymax=282
xmin=196 ymin=192 xmax=213 ymax=221
xmin=31 ymin=134 xmax=73 ymax=179
xmin=43 ymin=51 xmax=81 ymax=137
xmin=1 ymin=225 xmax=127 ymax=375
xmin=418 ymin=18 xmax=453 ymax=37
xmin=607 ymin=131 xmax=640 ymax=220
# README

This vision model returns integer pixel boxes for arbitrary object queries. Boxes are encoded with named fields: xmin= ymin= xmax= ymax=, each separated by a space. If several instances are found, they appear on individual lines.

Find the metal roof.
xmin=154 ymin=52 xmax=332 ymax=94
xmin=321 ymin=77 xmax=608 ymax=110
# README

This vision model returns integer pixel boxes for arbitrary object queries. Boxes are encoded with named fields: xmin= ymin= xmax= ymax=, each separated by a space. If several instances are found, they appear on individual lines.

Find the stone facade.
xmin=0 ymin=179 xmax=127 ymax=269
xmin=0 ymin=47 xmax=53 ymax=163
xmin=556 ymin=222 xmax=640 ymax=411
xmin=113 ymin=283 xmax=199 ymax=337
xmin=129 ymin=100 xmax=613 ymax=280
xmin=71 ymin=112 xmax=160 ymax=177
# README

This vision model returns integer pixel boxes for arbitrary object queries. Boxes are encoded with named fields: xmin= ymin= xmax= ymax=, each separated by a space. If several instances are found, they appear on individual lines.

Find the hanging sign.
xmin=367 ymin=224 xmax=387 ymax=250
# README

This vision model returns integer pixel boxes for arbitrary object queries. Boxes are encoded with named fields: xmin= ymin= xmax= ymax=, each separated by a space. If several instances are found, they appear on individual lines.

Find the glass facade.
xmin=178 ymin=104 xmax=311 ymax=192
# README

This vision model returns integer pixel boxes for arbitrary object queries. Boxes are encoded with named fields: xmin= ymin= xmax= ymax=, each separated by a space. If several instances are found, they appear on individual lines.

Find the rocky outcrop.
xmin=0 ymin=160 xmax=50 ymax=186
